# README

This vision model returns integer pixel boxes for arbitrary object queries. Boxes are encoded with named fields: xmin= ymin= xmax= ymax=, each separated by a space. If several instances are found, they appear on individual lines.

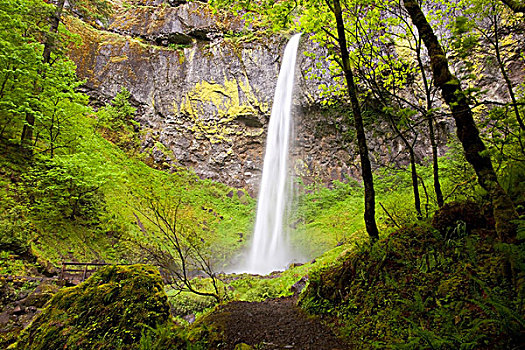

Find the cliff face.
xmin=68 ymin=0 xmax=359 ymax=193
xmin=70 ymin=0 xmax=513 ymax=193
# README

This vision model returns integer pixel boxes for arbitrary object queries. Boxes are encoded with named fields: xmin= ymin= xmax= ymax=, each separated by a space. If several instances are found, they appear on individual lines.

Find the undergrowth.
xmin=299 ymin=218 xmax=525 ymax=349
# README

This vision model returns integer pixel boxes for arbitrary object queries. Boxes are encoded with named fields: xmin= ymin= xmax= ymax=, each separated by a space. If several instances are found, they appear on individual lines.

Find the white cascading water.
xmin=242 ymin=33 xmax=302 ymax=275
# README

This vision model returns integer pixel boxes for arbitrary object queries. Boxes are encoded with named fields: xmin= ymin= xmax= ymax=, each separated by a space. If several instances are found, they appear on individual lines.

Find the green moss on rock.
xmin=11 ymin=264 xmax=171 ymax=350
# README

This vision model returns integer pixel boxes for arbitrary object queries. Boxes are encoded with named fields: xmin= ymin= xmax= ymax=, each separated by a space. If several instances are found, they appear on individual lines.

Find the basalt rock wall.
xmin=68 ymin=0 xmax=520 ymax=194
xmin=69 ymin=0 xmax=356 ymax=193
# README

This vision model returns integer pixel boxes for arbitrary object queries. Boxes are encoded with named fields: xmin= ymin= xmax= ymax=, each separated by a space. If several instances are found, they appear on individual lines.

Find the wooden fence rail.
xmin=4 ymin=263 xmax=171 ymax=285
xmin=59 ymin=262 xmax=112 ymax=282
xmin=58 ymin=262 xmax=169 ymax=283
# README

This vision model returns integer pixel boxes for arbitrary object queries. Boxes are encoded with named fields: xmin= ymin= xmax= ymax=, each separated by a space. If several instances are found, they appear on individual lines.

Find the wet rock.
xmin=183 ymin=313 xmax=196 ymax=324
xmin=67 ymin=3 xmax=359 ymax=193
xmin=290 ymin=276 xmax=308 ymax=296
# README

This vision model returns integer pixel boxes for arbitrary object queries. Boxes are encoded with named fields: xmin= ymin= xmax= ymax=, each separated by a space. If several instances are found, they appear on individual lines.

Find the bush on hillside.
xmin=299 ymin=210 xmax=524 ymax=349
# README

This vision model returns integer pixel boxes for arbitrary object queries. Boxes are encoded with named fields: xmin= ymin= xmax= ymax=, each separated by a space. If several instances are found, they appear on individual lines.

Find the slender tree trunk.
xmin=403 ymin=0 xmax=518 ymax=239
xmin=331 ymin=0 xmax=379 ymax=240
xmin=427 ymin=113 xmax=444 ymax=207
xmin=415 ymin=38 xmax=444 ymax=207
xmin=493 ymin=15 xmax=525 ymax=131
xmin=21 ymin=0 xmax=66 ymax=148
xmin=408 ymin=145 xmax=422 ymax=218
xmin=385 ymin=113 xmax=422 ymax=217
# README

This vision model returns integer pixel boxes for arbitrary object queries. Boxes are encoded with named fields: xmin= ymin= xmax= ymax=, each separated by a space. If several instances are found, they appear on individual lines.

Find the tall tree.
xmin=20 ymin=0 xmax=111 ymax=148
xmin=21 ymin=0 xmax=66 ymax=148
xmin=210 ymin=0 xmax=381 ymax=240
xmin=1 ymin=0 xmax=49 ymax=144
xmin=403 ymin=0 xmax=518 ymax=239
xmin=330 ymin=0 xmax=379 ymax=239
xmin=452 ymin=0 xmax=524 ymax=132
xmin=347 ymin=0 xmax=444 ymax=211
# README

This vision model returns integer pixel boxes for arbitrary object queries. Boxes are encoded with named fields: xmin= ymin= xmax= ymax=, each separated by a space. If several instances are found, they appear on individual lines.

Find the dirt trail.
xmin=205 ymin=296 xmax=347 ymax=350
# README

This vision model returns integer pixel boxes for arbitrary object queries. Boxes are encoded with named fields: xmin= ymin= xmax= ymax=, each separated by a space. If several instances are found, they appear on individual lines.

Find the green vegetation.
xmin=0 ymin=127 xmax=255 ymax=271
xmin=11 ymin=264 xmax=179 ymax=349
xmin=0 ymin=0 xmax=524 ymax=348
xmin=0 ymin=0 xmax=256 ymax=273
xmin=299 ymin=215 xmax=525 ymax=348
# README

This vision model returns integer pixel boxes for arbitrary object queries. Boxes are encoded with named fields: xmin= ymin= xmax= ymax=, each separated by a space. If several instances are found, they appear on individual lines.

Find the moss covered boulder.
xmin=11 ymin=264 xmax=171 ymax=350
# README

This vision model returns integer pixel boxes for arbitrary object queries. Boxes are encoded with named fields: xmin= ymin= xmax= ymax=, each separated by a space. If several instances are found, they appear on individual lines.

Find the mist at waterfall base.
xmin=228 ymin=34 xmax=303 ymax=275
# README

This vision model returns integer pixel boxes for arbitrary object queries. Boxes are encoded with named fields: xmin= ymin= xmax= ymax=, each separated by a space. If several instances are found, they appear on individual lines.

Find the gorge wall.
xmin=67 ymin=0 xmax=519 ymax=194
xmin=69 ymin=1 xmax=366 ymax=193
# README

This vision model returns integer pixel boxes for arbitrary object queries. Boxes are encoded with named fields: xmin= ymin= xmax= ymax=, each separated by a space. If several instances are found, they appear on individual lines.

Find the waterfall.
xmin=242 ymin=33 xmax=302 ymax=275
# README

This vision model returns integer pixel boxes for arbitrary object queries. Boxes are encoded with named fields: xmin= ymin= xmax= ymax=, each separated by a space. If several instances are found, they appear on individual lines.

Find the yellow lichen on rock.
xmin=109 ymin=55 xmax=128 ymax=63
xmin=179 ymin=78 xmax=267 ymax=144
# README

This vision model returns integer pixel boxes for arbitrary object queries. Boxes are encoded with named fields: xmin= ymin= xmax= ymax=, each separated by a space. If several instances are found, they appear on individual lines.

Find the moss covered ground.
xmin=0 ymin=118 xmax=255 ymax=275
xmin=299 ymin=210 xmax=525 ymax=349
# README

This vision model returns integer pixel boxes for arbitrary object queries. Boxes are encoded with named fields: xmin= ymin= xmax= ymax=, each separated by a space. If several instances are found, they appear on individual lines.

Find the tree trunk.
xmin=415 ymin=37 xmax=444 ymax=207
xmin=403 ymin=0 xmax=518 ymax=239
xmin=500 ymin=0 xmax=525 ymax=12
xmin=409 ymin=145 xmax=422 ymax=218
xmin=21 ymin=0 xmax=66 ymax=148
xmin=427 ymin=113 xmax=444 ymax=207
xmin=385 ymin=113 xmax=422 ymax=217
xmin=21 ymin=112 xmax=35 ymax=150
xmin=331 ymin=0 xmax=379 ymax=240
xmin=43 ymin=0 xmax=66 ymax=65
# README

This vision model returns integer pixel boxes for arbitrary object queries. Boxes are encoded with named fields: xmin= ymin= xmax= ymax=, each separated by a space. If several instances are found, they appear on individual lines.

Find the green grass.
xmin=165 ymin=242 xmax=354 ymax=323
xmin=0 ymin=117 xmax=256 ymax=271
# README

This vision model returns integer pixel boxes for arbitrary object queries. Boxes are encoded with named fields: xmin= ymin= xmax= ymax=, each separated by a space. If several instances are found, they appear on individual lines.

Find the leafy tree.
xmin=403 ymin=0 xmax=518 ymax=239
xmin=97 ymin=88 xmax=136 ymax=130
xmin=447 ymin=0 xmax=525 ymax=201
xmin=329 ymin=0 xmax=379 ymax=239
xmin=33 ymin=60 xmax=89 ymax=157
xmin=340 ymin=0 xmax=427 ymax=216
xmin=96 ymin=87 xmax=141 ymax=152
xmin=451 ymin=0 xmax=524 ymax=132
xmin=0 ymin=0 xmax=94 ymax=156
xmin=20 ymin=0 xmax=112 ymax=147
xmin=211 ymin=0 xmax=521 ymax=240
xmin=22 ymin=152 xmax=113 ymax=222
xmin=0 ymin=0 xmax=48 ymax=142
xmin=349 ymin=0 xmax=446 ymax=208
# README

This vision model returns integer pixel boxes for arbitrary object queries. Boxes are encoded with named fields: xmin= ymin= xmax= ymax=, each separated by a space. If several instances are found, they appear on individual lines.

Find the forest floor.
xmin=204 ymin=296 xmax=347 ymax=350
